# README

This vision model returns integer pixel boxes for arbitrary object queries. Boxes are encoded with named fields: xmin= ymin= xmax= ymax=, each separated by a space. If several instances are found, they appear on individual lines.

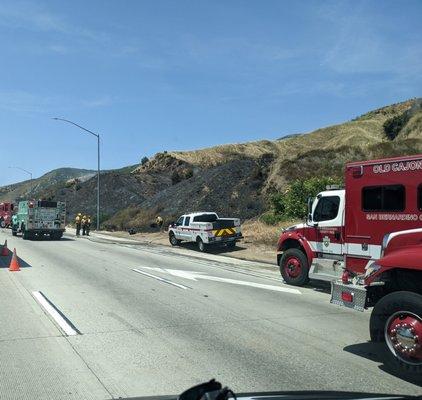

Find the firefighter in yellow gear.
xmin=156 ymin=215 xmax=163 ymax=231
xmin=75 ymin=213 xmax=82 ymax=236
xmin=81 ymin=215 xmax=87 ymax=236
xmin=86 ymin=216 xmax=91 ymax=236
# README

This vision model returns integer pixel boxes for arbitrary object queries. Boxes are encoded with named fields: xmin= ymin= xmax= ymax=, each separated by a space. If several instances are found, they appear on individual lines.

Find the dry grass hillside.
xmin=145 ymin=98 xmax=421 ymax=195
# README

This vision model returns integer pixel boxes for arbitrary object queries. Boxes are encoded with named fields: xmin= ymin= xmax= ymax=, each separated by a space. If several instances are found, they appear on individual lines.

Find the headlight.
xmin=364 ymin=262 xmax=381 ymax=278
xmin=282 ymin=225 xmax=297 ymax=233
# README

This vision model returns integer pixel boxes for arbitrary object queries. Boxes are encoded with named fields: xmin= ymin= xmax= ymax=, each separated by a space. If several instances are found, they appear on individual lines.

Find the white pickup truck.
xmin=168 ymin=212 xmax=242 ymax=252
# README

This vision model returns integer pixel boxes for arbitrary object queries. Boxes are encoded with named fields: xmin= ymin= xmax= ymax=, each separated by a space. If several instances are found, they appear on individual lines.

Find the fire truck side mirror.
xmin=307 ymin=197 xmax=314 ymax=222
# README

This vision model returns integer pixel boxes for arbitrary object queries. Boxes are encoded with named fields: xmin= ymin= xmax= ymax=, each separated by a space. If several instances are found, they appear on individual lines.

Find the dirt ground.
xmin=98 ymin=219 xmax=297 ymax=265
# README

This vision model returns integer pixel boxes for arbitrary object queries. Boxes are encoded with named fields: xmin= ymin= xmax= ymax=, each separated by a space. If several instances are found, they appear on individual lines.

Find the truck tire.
xmin=0 ymin=219 xmax=5 ymax=229
xmin=196 ymin=237 xmax=207 ymax=252
xmin=226 ymin=241 xmax=236 ymax=248
xmin=22 ymin=225 xmax=30 ymax=240
xmin=370 ymin=291 xmax=422 ymax=374
xmin=279 ymin=248 xmax=309 ymax=286
xmin=169 ymin=232 xmax=181 ymax=246
xmin=50 ymin=232 xmax=63 ymax=240
xmin=23 ymin=231 xmax=31 ymax=240
xmin=12 ymin=229 xmax=17 ymax=236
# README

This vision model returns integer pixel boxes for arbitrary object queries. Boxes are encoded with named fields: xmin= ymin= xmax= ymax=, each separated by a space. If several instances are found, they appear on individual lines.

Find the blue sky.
xmin=0 ymin=0 xmax=421 ymax=186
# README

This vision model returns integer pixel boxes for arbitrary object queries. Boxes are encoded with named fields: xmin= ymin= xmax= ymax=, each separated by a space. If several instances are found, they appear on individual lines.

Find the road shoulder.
xmin=66 ymin=226 xmax=277 ymax=265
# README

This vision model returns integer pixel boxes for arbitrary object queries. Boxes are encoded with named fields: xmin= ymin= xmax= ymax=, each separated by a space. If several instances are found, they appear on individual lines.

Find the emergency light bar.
xmin=351 ymin=165 xmax=364 ymax=177
xmin=325 ymin=185 xmax=344 ymax=190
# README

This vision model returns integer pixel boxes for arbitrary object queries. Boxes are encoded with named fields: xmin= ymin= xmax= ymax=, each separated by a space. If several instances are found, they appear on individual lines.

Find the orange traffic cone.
xmin=1 ymin=240 xmax=8 ymax=256
xmin=9 ymin=248 xmax=20 ymax=272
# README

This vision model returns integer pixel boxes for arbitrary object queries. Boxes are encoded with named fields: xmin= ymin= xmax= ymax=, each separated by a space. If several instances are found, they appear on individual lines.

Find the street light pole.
xmin=97 ymin=133 xmax=100 ymax=231
xmin=8 ymin=166 xmax=33 ymax=194
xmin=52 ymin=118 xmax=101 ymax=231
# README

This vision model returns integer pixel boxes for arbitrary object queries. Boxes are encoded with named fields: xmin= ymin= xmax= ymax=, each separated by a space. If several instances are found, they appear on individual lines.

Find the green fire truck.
xmin=12 ymin=200 xmax=66 ymax=240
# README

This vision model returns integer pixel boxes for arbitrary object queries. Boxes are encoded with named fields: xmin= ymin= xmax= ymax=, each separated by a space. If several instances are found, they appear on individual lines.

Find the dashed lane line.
xmin=32 ymin=291 xmax=81 ymax=336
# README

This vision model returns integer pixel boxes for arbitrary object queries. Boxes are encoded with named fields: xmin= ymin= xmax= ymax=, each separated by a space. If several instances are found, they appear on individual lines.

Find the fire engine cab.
xmin=277 ymin=154 xmax=422 ymax=373
xmin=0 ymin=202 xmax=14 ymax=228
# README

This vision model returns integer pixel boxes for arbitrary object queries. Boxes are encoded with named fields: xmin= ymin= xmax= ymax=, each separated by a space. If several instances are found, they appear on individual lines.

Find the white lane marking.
xmin=32 ymin=291 xmax=79 ymax=336
xmin=132 ymin=268 xmax=190 ymax=290
xmin=140 ymin=267 xmax=301 ymax=295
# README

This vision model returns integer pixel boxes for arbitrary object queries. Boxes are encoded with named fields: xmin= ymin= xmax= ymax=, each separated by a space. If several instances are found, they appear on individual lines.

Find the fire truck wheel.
xmin=22 ymin=226 xmax=29 ymax=240
xmin=50 ymin=232 xmax=63 ymax=240
xmin=370 ymin=291 xmax=422 ymax=373
xmin=169 ymin=232 xmax=181 ymax=246
xmin=0 ymin=219 xmax=5 ymax=229
xmin=279 ymin=248 xmax=309 ymax=286
xmin=196 ymin=237 xmax=207 ymax=252
xmin=22 ymin=231 xmax=32 ymax=240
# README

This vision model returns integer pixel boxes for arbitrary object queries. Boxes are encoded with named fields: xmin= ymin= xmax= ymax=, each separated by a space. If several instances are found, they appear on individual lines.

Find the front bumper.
xmin=28 ymin=228 xmax=66 ymax=234
xmin=330 ymin=281 xmax=367 ymax=312
xmin=208 ymin=233 xmax=243 ymax=244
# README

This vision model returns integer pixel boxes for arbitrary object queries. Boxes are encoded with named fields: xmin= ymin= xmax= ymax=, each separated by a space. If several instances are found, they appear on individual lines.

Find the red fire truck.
xmin=277 ymin=154 xmax=422 ymax=372
xmin=0 ymin=202 xmax=14 ymax=228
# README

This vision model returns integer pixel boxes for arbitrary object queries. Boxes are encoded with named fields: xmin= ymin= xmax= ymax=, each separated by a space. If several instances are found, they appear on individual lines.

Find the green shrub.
xmin=171 ymin=168 xmax=193 ymax=184
xmin=264 ymin=176 xmax=342 ymax=224
xmin=260 ymin=212 xmax=285 ymax=225
xmin=171 ymin=170 xmax=181 ymax=184
xmin=184 ymin=168 xmax=194 ymax=179
xmin=383 ymin=113 xmax=408 ymax=140
xmin=269 ymin=192 xmax=285 ymax=215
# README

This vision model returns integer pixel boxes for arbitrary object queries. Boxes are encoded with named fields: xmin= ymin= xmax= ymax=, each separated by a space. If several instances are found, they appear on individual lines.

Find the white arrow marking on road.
xmin=140 ymin=267 xmax=301 ymax=294
xmin=132 ymin=268 xmax=190 ymax=290
xmin=144 ymin=267 xmax=203 ymax=281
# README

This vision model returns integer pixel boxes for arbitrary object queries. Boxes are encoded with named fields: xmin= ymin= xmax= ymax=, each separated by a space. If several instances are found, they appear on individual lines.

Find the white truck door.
xmin=180 ymin=216 xmax=192 ymax=240
xmin=308 ymin=191 xmax=345 ymax=281
xmin=174 ymin=216 xmax=185 ymax=240
xmin=311 ymin=192 xmax=344 ymax=255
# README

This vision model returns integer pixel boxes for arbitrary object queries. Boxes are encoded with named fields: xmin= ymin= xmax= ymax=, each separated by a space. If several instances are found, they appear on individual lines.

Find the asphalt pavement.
xmin=0 ymin=228 xmax=420 ymax=400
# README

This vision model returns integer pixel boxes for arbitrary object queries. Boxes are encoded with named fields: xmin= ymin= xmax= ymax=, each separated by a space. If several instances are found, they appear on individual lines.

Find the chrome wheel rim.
xmin=385 ymin=310 xmax=422 ymax=365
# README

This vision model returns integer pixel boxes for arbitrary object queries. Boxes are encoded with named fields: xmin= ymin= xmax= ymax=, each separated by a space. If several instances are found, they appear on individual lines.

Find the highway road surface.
xmin=0 ymin=228 xmax=420 ymax=400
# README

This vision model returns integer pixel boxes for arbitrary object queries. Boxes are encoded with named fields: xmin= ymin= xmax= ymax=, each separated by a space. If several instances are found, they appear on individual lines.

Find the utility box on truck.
xmin=13 ymin=200 xmax=66 ymax=240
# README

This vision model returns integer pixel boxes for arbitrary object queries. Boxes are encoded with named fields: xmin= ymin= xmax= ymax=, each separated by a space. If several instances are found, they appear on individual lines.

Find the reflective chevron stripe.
xmin=212 ymin=227 xmax=236 ymax=237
